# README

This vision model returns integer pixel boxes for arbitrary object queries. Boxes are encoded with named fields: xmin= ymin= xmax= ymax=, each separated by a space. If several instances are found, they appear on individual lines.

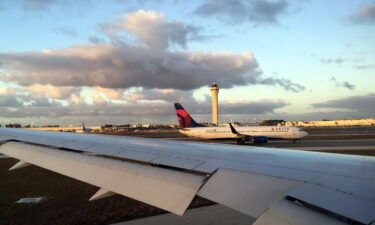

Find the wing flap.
xmin=287 ymin=183 xmax=375 ymax=224
xmin=0 ymin=142 xmax=206 ymax=215
xmin=198 ymin=168 xmax=302 ymax=218
xmin=311 ymin=174 xmax=375 ymax=201
xmin=151 ymin=154 xmax=206 ymax=170
xmin=115 ymin=150 xmax=162 ymax=162
xmin=0 ymin=135 xmax=14 ymax=142
xmin=253 ymin=199 xmax=346 ymax=225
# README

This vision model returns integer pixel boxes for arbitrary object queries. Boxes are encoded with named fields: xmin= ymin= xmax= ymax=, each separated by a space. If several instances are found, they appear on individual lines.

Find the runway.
xmin=264 ymin=138 xmax=375 ymax=148
xmin=263 ymin=139 xmax=375 ymax=156
xmin=169 ymin=135 xmax=375 ymax=156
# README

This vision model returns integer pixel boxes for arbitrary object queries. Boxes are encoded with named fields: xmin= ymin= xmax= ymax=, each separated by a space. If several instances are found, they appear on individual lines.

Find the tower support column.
xmin=210 ymin=83 xmax=219 ymax=126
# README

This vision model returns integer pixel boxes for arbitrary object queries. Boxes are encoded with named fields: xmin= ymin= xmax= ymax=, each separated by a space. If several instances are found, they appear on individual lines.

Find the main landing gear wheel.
xmin=237 ymin=139 xmax=245 ymax=145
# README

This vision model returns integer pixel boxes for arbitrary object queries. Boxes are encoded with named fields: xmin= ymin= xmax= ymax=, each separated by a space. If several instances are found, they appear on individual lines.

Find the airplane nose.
xmin=302 ymin=131 xmax=308 ymax=137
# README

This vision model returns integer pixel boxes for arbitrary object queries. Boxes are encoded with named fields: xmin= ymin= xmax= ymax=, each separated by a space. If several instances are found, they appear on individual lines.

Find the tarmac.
xmin=263 ymin=138 xmax=375 ymax=150
xmin=113 ymin=205 xmax=254 ymax=225
xmin=169 ymin=134 xmax=375 ymax=156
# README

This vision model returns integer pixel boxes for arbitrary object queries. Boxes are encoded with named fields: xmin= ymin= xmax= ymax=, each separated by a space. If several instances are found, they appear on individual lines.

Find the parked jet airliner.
xmin=174 ymin=103 xmax=308 ymax=144
xmin=82 ymin=122 xmax=93 ymax=132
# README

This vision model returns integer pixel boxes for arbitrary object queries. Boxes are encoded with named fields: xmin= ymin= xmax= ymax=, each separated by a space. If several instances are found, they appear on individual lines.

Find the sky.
xmin=0 ymin=0 xmax=374 ymax=126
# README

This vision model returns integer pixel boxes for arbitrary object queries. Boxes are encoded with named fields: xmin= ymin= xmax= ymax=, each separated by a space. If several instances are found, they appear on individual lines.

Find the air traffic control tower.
xmin=210 ymin=83 xmax=219 ymax=126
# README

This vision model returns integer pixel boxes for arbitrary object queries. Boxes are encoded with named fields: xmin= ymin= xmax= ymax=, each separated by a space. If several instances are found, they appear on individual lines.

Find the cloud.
xmin=0 ymin=91 xmax=62 ymax=109
xmin=170 ymin=98 xmax=288 ymax=115
xmin=92 ymin=87 xmax=124 ymax=100
xmin=26 ymin=84 xmax=81 ymax=99
xmin=0 ymin=102 xmax=166 ymax=119
xmin=0 ymin=84 xmax=80 ymax=107
xmin=0 ymin=95 xmax=25 ymax=107
xmin=193 ymin=0 xmax=292 ymax=25
xmin=0 ymin=0 xmax=92 ymax=12
xmin=0 ymin=8 xmax=306 ymax=122
xmin=56 ymin=26 xmax=78 ymax=37
xmin=0 ymin=9 xmax=305 ymax=93
xmin=0 ymin=83 xmax=288 ymax=119
xmin=356 ymin=64 xmax=375 ymax=70
xmin=342 ymin=82 xmax=355 ymax=90
xmin=348 ymin=2 xmax=375 ymax=25
xmin=0 ymin=96 xmax=288 ymax=119
xmin=216 ymin=99 xmax=289 ymax=114
xmin=313 ymin=94 xmax=375 ymax=113
xmin=100 ymin=10 xmax=206 ymax=50
xmin=0 ymin=86 xmax=17 ymax=96
xmin=121 ymin=88 xmax=196 ymax=103
xmin=88 ymin=36 xmax=105 ymax=45
xmin=0 ymin=44 xmax=305 ymax=92
xmin=259 ymin=77 xmax=305 ymax=92
xmin=30 ymin=96 xmax=62 ymax=107
xmin=69 ymin=92 xmax=86 ymax=105
xmin=22 ymin=0 xmax=59 ymax=11
xmin=0 ymin=45 xmax=263 ymax=90
xmin=329 ymin=77 xmax=355 ymax=90
xmin=320 ymin=58 xmax=346 ymax=64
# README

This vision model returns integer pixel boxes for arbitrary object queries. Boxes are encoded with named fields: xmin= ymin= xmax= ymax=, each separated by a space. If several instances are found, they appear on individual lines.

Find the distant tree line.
xmin=5 ymin=123 xmax=22 ymax=128
xmin=259 ymin=120 xmax=285 ymax=126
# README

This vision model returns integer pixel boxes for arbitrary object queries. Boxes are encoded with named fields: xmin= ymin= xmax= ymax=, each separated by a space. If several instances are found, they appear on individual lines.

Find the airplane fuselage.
xmin=179 ymin=126 xmax=308 ymax=140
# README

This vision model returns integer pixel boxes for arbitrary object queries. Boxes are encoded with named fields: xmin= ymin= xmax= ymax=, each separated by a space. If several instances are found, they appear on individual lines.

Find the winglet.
xmin=9 ymin=160 xmax=30 ymax=171
xmin=229 ymin=123 xmax=238 ymax=135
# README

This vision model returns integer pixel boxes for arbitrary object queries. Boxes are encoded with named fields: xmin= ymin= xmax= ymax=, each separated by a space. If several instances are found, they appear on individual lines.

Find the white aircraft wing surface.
xmin=0 ymin=128 xmax=374 ymax=225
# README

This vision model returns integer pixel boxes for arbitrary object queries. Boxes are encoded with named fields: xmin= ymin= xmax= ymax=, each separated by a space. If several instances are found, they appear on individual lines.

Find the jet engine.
xmin=253 ymin=136 xmax=268 ymax=144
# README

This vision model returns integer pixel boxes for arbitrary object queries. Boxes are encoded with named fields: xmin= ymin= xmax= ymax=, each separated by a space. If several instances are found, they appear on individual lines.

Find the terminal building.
xmin=26 ymin=126 xmax=102 ymax=133
xmin=281 ymin=118 xmax=375 ymax=127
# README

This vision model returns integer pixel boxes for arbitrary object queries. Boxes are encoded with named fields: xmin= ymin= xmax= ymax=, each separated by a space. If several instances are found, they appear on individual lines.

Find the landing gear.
xmin=292 ymin=139 xmax=297 ymax=143
xmin=237 ymin=138 xmax=246 ymax=145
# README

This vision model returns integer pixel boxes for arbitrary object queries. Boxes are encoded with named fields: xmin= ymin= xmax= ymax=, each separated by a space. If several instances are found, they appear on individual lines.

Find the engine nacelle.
xmin=253 ymin=136 xmax=268 ymax=144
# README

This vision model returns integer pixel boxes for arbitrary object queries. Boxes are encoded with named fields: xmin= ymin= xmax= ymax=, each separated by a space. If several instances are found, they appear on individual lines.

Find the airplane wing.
xmin=1 ymin=128 xmax=374 ymax=225
xmin=228 ymin=123 xmax=266 ymax=144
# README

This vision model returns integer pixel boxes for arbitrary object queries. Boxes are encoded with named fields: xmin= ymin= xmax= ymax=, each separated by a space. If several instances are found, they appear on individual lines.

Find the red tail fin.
xmin=174 ymin=103 xmax=205 ymax=128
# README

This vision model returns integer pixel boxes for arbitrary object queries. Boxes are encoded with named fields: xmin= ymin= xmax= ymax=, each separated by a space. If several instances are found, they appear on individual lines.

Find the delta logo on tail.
xmin=174 ymin=103 xmax=206 ymax=128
